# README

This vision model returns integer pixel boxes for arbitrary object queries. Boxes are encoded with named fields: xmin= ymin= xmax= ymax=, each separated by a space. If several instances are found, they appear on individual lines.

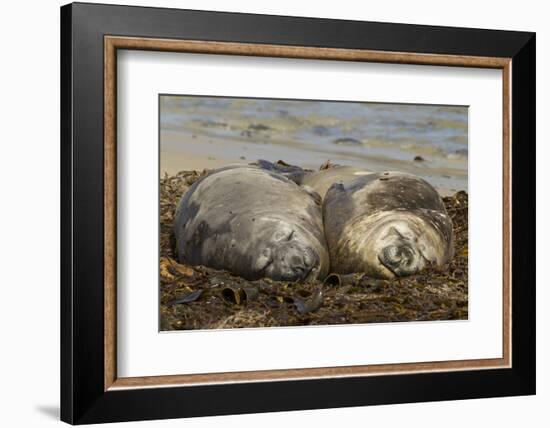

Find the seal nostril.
xmin=402 ymin=247 xmax=415 ymax=265
xmin=379 ymin=244 xmax=418 ymax=277
xmin=290 ymin=254 xmax=303 ymax=267
xmin=382 ymin=245 xmax=401 ymax=266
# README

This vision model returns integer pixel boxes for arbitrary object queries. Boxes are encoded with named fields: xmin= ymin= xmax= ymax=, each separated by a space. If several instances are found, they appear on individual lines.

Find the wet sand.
xmin=161 ymin=132 xmax=465 ymax=196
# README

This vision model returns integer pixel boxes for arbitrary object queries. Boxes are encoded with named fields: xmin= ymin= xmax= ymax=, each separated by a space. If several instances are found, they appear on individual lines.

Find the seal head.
xmin=174 ymin=165 xmax=329 ymax=282
xmin=339 ymin=210 xmax=452 ymax=278
xmin=323 ymin=171 xmax=454 ymax=279
xmin=255 ymin=226 xmax=321 ymax=282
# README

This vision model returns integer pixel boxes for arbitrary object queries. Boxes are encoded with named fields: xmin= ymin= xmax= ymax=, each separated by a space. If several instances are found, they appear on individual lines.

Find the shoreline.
xmin=160 ymin=130 xmax=468 ymax=193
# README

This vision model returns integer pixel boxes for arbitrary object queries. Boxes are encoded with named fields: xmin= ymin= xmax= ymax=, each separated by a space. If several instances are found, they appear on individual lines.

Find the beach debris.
xmin=221 ymin=286 xmax=259 ymax=305
xmin=332 ymin=137 xmax=363 ymax=146
xmin=199 ymin=120 xmax=229 ymax=129
xmin=294 ymin=288 xmax=324 ymax=314
xmin=168 ymin=289 xmax=203 ymax=306
xmin=248 ymin=123 xmax=271 ymax=131
xmin=222 ymin=287 xmax=245 ymax=305
xmin=250 ymin=159 xmax=308 ymax=184
xmin=323 ymin=273 xmax=342 ymax=287
xmin=447 ymin=148 xmax=468 ymax=160
xmin=323 ymin=273 xmax=366 ymax=287
xmin=160 ymin=257 xmax=195 ymax=281
xmin=312 ymin=125 xmax=331 ymax=136
xmin=319 ymin=160 xmax=338 ymax=170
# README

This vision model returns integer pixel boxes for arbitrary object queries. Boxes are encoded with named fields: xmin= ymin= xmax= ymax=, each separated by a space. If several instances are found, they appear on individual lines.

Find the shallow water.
xmin=160 ymin=95 xmax=468 ymax=191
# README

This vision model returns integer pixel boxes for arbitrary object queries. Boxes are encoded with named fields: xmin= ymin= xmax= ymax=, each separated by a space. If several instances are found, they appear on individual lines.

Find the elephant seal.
xmin=323 ymin=171 xmax=453 ymax=278
xmin=173 ymin=165 xmax=329 ymax=282
xmin=301 ymin=165 xmax=373 ymax=198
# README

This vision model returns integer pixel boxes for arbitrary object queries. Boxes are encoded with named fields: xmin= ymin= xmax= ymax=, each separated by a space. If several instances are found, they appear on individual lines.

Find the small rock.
xmin=248 ymin=123 xmax=270 ymax=131
xmin=332 ymin=137 xmax=362 ymax=146
xmin=312 ymin=125 xmax=331 ymax=136
xmin=447 ymin=148 xmax=468 ymax=159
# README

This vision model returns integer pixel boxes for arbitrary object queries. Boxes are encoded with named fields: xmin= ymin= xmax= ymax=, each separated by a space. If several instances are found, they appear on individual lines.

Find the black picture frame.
xmin=61 ymin=2 xmax=535 ymax=424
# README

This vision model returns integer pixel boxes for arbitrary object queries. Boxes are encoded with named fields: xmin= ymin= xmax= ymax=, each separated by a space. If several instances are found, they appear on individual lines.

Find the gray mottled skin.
xmin=174 ymin=165 xmax=330 ymax=282
xmin=301 ymin=165 xmax=373 ymax=198
xmin=323 ymin=171 xmax=454 ymax=279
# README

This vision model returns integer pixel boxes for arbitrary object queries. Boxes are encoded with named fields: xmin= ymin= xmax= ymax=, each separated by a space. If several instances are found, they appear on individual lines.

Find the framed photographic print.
xmin=60 ymin=2 xmax=536 ymax=424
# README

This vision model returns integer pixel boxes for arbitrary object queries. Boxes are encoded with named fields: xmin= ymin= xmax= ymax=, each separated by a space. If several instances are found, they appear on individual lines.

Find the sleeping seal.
xmin=301 ymin=165 xmax=373 ymax=198
xmin=323 ymin=171 xmax=454 ymax=278
xmin=173 ymin=165 xmax=329 ymax=282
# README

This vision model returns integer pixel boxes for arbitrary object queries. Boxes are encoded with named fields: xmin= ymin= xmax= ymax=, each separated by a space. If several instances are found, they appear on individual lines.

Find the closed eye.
xmin=382 ymin=226 xmax=405 ymax=241
xmin=274 ymin=229 xmax=294 ymax=242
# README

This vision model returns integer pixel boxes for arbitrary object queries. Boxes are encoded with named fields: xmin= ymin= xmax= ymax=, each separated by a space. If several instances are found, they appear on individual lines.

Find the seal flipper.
xmin=250 ymin=159 xmax=307 ymax=184
xmin=326 ymin=182 xmax=346 ymax=196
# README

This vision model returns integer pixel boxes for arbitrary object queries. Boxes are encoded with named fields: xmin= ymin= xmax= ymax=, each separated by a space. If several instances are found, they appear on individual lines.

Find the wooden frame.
xmin=104 ymin=36 xmax=513 ymax=390
xmin=62 ymin=2 xmax=535 ymax=424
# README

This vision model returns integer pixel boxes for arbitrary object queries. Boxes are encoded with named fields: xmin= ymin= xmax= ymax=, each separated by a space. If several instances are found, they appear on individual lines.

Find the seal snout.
xmin=288 ymin=246 xmax=317 ymax=278
xmin=274 ymin=243 xmax=318 ymax=282
xmin=379 ymin=244 xmax=417 ymax=277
